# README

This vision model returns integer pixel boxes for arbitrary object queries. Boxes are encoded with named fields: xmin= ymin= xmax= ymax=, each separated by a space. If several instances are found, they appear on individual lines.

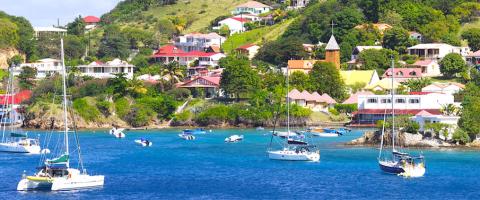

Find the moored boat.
xmin=135 ymin=138 xmax=153 ymax=147
xmin=225 ymin=135 xmax=243 ymax=143
xmin=179 ymin=133 xmax=195 ymax=140
xmin=109 ymin=127 xmax=126 ymax=138
xmin=183 ymin=128 xmax=206 ymax=135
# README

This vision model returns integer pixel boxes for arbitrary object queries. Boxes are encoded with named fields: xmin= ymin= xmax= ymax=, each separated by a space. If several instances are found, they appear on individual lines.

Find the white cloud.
xmin=0 ymin=0 xmax=122 ymax=26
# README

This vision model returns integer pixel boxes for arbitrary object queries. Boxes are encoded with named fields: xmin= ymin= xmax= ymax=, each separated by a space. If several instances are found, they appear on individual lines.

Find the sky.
xmin=0 ymin=0 xmax=122 ymax=27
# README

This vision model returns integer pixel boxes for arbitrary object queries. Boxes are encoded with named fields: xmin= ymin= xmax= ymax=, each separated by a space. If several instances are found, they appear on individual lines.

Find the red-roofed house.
xmin=233 ymin=1 xmax=272 ymax=15
xmin=0 ymin=90 xmax=32 ymax=125
xmin=410 ymin=59 xmax=441 ymax=77
xmin=83 ymin=16 xmax=101 ymax=30
xmin=382 ymin=68 xmax=423 ymax=82
xmin=177 ymin=76 xmax=221 ymax=98
xmin=152 ymin=45 xmax=226 ymax=67
xmin=217 ymin=17 xmax=251 ymax=35
xmin=236 ymin=44 xmax=260 ymax=60
xmin=288 ymin=89 xmax=336 ymax=112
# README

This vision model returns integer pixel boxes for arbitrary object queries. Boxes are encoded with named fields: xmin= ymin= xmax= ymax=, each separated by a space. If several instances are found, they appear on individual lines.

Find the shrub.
xmin=114 ymin=97 xmax=130 ymax=118
xmin=73 ymin=98 xmax=101 ymax=121
xmin=452 ymin=129 xmax=471 ymax=144
xmin=195 ymin=105 xmax=230 ymax=126
xmin=334 ymin=104 xmax=358 ymax=114
xmin=166 ymin=88 xmax=191 ymax=101
xmin=136 ymin=96 xmax=178 ymax=119
xmin=328 ymin=108 xmax=339 ymax=116
xmin=96 ymin=100 xmax=112 ymax=116
xmin=124 ymin=105 xmax=156 ymax=127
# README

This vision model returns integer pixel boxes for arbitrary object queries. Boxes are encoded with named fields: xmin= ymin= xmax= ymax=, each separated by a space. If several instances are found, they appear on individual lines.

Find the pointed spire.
xmin=325 ymin=35 xmax=340 ymax=51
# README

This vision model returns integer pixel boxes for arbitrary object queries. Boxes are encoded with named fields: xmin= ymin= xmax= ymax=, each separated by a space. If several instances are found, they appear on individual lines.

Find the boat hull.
xmin=311 ymin=132 xmax=338 ymax=137
xmin=268 ymin=150 xmax=320 ymax=162
xmin=134 ymin=140 xmax=152 ymax=147
xmin=17 ymin=175 xmax=104 ymax=191
xmin=0 ymin=142 xmax=41 ymax=154
xmin=379 ymin=161 xmax=405 ymax=174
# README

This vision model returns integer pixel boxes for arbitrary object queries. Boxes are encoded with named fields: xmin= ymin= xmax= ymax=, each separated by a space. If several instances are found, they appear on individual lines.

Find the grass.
xmin=459 ymin=17 xmax=480 ymax=46
xmin=309 ymin=111 xmax=331 ymax=122
xmin=142 ymin=0 xmax=249 ymax=33
xmin=222 ymin=18 xmax=295 ymax=53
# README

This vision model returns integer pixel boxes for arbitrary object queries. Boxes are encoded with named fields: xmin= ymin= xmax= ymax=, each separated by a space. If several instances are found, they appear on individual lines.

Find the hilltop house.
xmin=177 ymin=76 xmax=221 ymax=98
xmin=33 ymin=27 xmax=67 ymax=38
xmin=77 ymin=59 xmax=135 ymax=79
xmin=0 ymin=90 xmax=32 ymax=125
xmin=288 ymin=89 xmax=336 ymax=112
xmin=466 ymin=50 xmax=480 ymax=67
xmin=15 ymin=58 xmax=62 ymax=78
xmin=409 ymin=60 xmax=441 ymax=77
xmin=84 ymin=16 xmax=100 ymax=30
xmin=236 ymin=44 xmax=260 ymax=60
xmin=382 ymin=68 xmax=423 ymax=82
xmin=287 ymin=34 xmax=341 ymax=73
xmin=340 ymin=70 xmax=380 ymax=90
xmin=421 ymin=82 xmax=465 ymax=96
xmin=216 ymin=17 xmax=250 ymax=35
xmin=407 ymin=43 xmax=470 ymax=61
xmin=280 ymin=0 xmax=310 ymax=9
xmin=232 ymin=1 xmax=272 ymax=15
xmin=409 ymin=31 xmax=423 ymax=42
xmin=174 ymin=33 xmax=225 ymax=52
xmin=351 ymin=92 xmax=454 ymax=126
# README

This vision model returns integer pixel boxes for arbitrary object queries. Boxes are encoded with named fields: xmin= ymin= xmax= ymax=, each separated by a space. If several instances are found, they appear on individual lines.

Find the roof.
xmin=236 ymin=1 xmax=272 ymax=8
xmin=342 ymin=91 xmax=375 ymax=104
xmin=183 ymin=32 xmax=225 ymax=40
xmin=230 ymin=17 xmax=250 ymax=23
xmin=424 ymin=82 xmax=465 ymax=89
xmin=33 ymin=27 xmax=67 ymax=32
xmin=152 ymin=45 xmax=223 ymax=58
xmin=208 ymin=45 xmax=221 ymax=53
xmin=340 ymin=70 xmax=377 ymax=86
xmin=365 ymin=78 xmax=400 ymax=90
xmin=354 ymin=109 xmax=442 ymax=115
xmin=83 ymin=16 xmax=100 ymax=23
xmin=325 ymin=35 xmax=340 ymax=50
xmin=288 ymin=89 xmax=336 ymax=103
xmin=467 ymin=50 xmax=480 ymax=57
xmin=412 ymin=59 xmax=437 ymax=66
xmin=287 ymin=60 xmax=317 ymax=69
xmin=382 ymin=68 xmax=423 ymax=78
xmin=407 ymin=43 xmax=454 ymax=50
xmin=237 ymin=44 xmax=258 ymax=50
xmin=321 ymin=93 xmax=337 ymax=104
xmin=0 ymin=90 xmax=32 ymax=104
xmin=179 ymin=76 xmax=220 ymax=88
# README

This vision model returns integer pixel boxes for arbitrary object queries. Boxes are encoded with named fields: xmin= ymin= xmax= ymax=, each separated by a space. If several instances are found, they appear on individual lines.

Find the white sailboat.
xmin=0 ymin=65 xmax=41 ymax=154
xmin=267 ymin=65 xmax=320 ymax=162
xmin=17 ymin=39 xmax=104 ymax=191
xmin=378 ymin=58 xmax=426 ymax=178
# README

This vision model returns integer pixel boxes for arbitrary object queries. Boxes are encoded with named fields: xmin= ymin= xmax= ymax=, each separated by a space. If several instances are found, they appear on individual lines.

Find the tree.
xmin=8 ymin=15 xmax=36 ymax=61
xmin=452 ymin=129 xmax=471 ymax=144
xmin=308 ymin=62 xmax=347 ymax=100
xmin=18 ymin=66 xmax=37 ymax=89
xmin=255 ymin=37 xmax=308 ymax=66
xmin=97 ymin=25 xmax=130 ymax=59
xmin=64 ymin=35 xmax=85 ymax=60
xmin=461 ymin=28 xmax=480 ymax=52
xmin=383 ymin=27 xmax=416 ymax=54
xmin=289 ymin=71 xmax=310 ymax=91
xmin=357 ymin=49 xmax=398 ymax=71
xmin=402 ymin=78 xmax=432 ymax=92
xmin=459 ymin=83 xmax=480 ymax=139
xmin=107 ymin=72 xmax=129 ymax=97
xmin=379 ymin=10 xmax=403 ymax=26
xmin=220 ymin=56 xmax=261 ymax=100
xmin=420 ymin=15 xmax=460 ymax=44
xmin=219 ymin=25 xmax=230 ymax=37
xmin=0 ymin=18 xmax=19 ymax=48
xmin=122 ymin=27 xmax=154 ymax=49
xmin=452 ymin=2 xmax=480 ymax=23
xmin=440 ymin=53 xmax=466 ymax=78
xmin=66 ymin=16 xmax=86 ymax=36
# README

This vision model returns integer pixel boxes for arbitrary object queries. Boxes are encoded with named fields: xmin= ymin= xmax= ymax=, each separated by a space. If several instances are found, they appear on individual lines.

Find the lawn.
xmin=222 ymin=18 xmax=295 ymax=53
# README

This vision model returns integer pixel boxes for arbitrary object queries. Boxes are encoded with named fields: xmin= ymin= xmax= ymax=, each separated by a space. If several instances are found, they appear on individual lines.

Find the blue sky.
xmin=0 ymin=0 xmax=122 ymax=26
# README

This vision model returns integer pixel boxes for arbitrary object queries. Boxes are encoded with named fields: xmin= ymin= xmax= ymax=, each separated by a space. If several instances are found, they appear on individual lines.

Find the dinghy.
xmin=179 ymin=133 xmax=195 ymax=140
xmin=109 ymin=127 xmax=125 ymax=138
xmin=135 ymin=138 xmax=152 ymax=147
xmin=225 ymin=135 xmax=243 ymax=143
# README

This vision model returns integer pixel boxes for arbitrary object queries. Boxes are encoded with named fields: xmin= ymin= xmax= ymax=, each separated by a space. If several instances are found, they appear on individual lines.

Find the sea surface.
xmin=1 ymin=128 xmax=479 ymax=200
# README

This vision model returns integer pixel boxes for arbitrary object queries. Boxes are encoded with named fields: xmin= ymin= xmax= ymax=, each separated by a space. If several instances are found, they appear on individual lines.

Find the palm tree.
xmin=126 ymin=76 xmax=147 ymax=97
xmin=441 ymin=104 xmax=459 ymax=116
xmin=162 ymin=61 xmax=185 ymax=85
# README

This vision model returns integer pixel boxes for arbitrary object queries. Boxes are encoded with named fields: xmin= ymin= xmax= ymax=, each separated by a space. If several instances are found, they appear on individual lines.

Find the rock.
xmin=0 ymin=48 xmax=22 ymax=69
xmin=347 ymin=130 xmax=455 ymax=148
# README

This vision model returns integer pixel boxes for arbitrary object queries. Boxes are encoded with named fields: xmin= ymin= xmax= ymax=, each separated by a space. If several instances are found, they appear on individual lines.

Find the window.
xmin=367 ymin=98 xmax=378 ymax=103
xmin=380 ymin=98 xmax=391 ymax=104
xmin=409 ymin=98 xmax=420 ymax=104
xmin=395 ymin=98 xmax=406 ymax=103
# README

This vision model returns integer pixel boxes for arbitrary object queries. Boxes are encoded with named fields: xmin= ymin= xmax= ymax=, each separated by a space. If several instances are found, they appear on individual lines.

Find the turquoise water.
xmin=1 ymin=128 xmax=479 ymax=199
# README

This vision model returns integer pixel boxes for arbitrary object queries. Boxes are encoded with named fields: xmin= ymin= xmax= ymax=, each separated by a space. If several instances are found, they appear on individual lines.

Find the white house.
xmin=33 ymin=27 xmax=67 ymax=38
xmin=351 ymin=46 xmax=383 ymax=61
xmin=174 ymin=33 xmax=226 ymax=52
xmin=358 ymin=93 xmax=454 ymax=110
xmin=410 ymin=59 xmax=441 ymax=77
xmin=280 ymin=0 xmax=310 ymax=9
xmin=15 ymin=58 xmax=63 ymax=78
xmin=421 ymin=82 xmax=465 ymax=96
xmin=198 ymin=52 xmax=226 ymax=67
xmin=236 ymin=44 xmax=260 ymax=60
xmin=409 ymin=31 xmax=423 ymax=42
xmin=407 ymin=43 xmax=470 ymax=61
xmin=411 ymin=110 xmax=460 ymax=137
xmin=466 ymin=50 xmax=480 ymax=66
xmin=234 ymin=14 xmax=261 ymax=22
xmin=232 ymin=1 xmax=272 ymax=15
xmin=217 ymin=17 xmax=250 ymax=35
xmin=77 ymin=59 xmax=135 ymax=79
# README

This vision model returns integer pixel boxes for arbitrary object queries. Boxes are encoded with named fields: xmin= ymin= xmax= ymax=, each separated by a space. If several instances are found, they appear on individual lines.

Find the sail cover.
xmin=10 ymin=132 xmax=27 ymax=138
xmin=46 ymin=154 xmax=69 ymax=164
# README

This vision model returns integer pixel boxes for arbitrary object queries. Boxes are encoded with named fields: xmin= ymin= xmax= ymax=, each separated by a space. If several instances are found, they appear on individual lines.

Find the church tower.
xmin=325 ymin=35 xmax=341 ymax=69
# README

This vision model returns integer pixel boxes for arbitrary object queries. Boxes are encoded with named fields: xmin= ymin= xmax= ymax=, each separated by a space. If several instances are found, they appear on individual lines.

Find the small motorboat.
xmin=135 ymin=138 xmax=152 ymax=147
xmin=179 ymin=133 xmax=195 ymax=140
xmin=183 ymin=128 xmax=206 ymax=135
xmin=109 ymin=127 xmax=125 ymax=138
xmin=309 ymin=127 xmax=342 ymax=137
xmin=225 ymin=135 xmax=244 ymax=143
xmin=256 ymin=126 xmax=264 ymax=131
xmin=271 ymin=131 xmax=299 ymax=138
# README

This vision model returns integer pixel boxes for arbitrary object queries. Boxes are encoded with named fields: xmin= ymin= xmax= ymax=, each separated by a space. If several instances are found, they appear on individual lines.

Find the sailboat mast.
xmin=1 ymin=67 xmax=12 ymax=142
xmin=9 ymin=66 xmax=15 ymax=136
xmin=391 ymin=57 xmax=395 ymax=152
xmin=286 ymin=66 xmax=290 ymax=133
xmin=60 ymin=38 xmax=69 ymax=160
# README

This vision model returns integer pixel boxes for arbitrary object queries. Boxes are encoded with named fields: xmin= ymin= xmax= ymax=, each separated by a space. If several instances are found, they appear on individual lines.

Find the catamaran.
xmin=267 ymin=66 xmax=320 ymax=162
xmin=0 ymin=65 xmax=41 ymax=154
xmin=378 ymin=58 xmax=426 ymax=178
xmin=17 ymin=39 xmax=104 ymax=191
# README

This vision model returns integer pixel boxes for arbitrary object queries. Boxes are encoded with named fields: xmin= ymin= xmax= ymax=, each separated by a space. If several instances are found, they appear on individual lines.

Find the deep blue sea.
xmin=1 ymin=128 xmax=479 ymax=200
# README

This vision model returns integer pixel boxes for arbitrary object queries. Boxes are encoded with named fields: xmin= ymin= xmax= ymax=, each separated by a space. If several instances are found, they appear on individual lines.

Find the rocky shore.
xmin=346 ymin=130 xmax=480 ymax=148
